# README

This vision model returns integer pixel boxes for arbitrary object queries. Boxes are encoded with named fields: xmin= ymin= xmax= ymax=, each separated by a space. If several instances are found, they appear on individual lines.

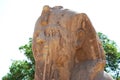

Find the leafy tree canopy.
xmin=98 ymin=32 xmax=120 ymax=79
xmin=2 ymin=38 xmax=34 ymax=80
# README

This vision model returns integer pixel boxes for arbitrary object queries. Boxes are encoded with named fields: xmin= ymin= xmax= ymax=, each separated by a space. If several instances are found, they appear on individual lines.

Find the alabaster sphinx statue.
xmin=32 ymin=5 xmax=114 ymax=80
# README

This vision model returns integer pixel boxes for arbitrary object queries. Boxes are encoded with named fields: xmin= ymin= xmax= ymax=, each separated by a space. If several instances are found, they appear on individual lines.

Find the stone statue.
xmin=32 ymin=5 xmax=114 ymax=80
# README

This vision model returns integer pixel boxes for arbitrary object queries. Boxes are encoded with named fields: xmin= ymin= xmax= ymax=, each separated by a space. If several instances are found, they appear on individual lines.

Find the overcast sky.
xmin=0 ymin=0 xmax=120 ymax=79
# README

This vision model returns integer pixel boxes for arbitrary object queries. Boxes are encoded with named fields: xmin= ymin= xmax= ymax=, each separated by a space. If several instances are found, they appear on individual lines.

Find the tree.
xmin=98 ymin=32 xmax=120 ymax=79
xmin=2 ymin=60 xmax=34 ymax=80
xmin=2 ymin=33 xmax=120 ymax=80
xmin=2 ymin=38 xmax=35 ymax=80
xmin=19 ymin=38 xmax=35 ymax=64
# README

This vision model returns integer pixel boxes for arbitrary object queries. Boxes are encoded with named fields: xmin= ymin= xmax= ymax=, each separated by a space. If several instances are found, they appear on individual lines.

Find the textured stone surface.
xmin=32 ymin=5 xmax=113 ymax=80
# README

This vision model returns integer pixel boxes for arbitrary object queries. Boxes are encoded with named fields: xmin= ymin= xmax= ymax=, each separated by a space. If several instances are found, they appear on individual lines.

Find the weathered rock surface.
xmin=32 ymin=5 xmax=113 ymax=80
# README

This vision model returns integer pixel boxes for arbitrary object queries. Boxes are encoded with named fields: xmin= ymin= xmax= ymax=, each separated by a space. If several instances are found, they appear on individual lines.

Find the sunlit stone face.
xmin=32 ymin=5 xmax=113 ymax=80
xmin=33 ymin=23 xmax=74 ymax=80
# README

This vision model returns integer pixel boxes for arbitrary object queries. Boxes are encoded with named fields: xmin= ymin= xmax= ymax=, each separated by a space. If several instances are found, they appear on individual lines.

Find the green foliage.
xmin=2 ymin=38 xmax=35 ymax=80
xmin=19 ymin=38 xmax=35 ymax=64
xmin=98 ymin=32 xmax=120 ymax=78
xmin=2 ymin=60 xmax=34 ymax=80
xmin=2 ymin=33 xmax=120 ymax=80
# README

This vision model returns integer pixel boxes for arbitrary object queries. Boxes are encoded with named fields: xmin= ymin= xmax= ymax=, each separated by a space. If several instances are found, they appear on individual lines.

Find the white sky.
xmin=0 ymin=0 xmax=120 ymax=79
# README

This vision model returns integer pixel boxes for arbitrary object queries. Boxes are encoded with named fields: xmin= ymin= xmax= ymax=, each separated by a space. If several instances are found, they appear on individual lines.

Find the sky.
xmin=0 ymin=0 xmax=120 ymax=79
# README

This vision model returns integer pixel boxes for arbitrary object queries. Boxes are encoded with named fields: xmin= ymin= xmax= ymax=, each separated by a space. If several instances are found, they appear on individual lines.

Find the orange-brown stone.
xmin=32 ymin=5 xmax=113 ymax=80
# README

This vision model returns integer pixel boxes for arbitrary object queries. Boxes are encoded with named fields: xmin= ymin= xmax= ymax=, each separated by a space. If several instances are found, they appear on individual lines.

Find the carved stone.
xmin=32 ymin=5 xmax=113 ymax=80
